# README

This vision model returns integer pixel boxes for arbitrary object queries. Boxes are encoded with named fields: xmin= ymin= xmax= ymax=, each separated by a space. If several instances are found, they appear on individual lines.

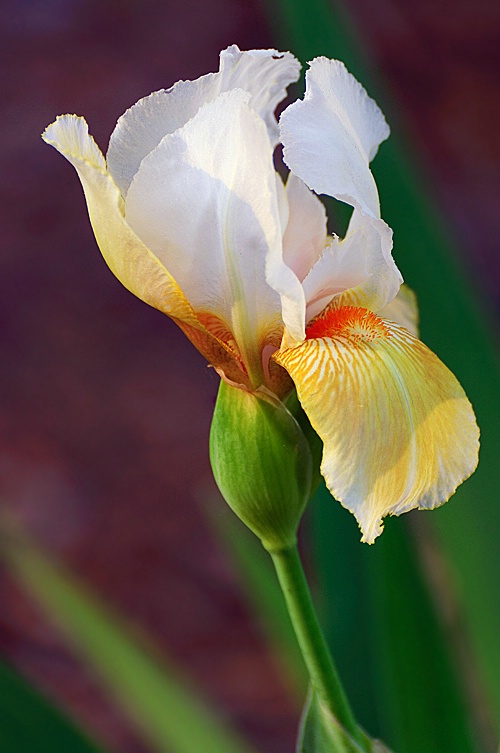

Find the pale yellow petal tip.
xmin=359 ymin=519 xmax=383 ymax=545
xmin=357 ymin=503 xmax=415 ymax=545
xmin=356 ymin=415 xmax=479 ymax=545
xmin=42 ymin=114 xmax=106 ymax=171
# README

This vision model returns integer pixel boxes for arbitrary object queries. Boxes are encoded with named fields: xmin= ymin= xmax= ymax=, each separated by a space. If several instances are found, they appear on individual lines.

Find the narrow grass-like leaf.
xmin=0 ymin=658 xmax=105 ymax=753
xmin=364 ymin=519 xmax=480 ymax=753
xmin=0 ymin=525 xmax=256 ymax=753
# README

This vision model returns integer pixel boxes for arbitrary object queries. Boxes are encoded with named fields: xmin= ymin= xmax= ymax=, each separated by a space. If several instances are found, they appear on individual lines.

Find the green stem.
xmin=270 ymin=543 xmax=364 ymax=747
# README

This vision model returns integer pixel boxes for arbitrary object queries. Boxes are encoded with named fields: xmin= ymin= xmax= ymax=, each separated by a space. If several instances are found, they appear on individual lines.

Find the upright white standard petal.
xmin=280 ymin=57 xmax=389 ymax=218
xmin=107 ymin=45 xmax=300 ymax=197
xmin=124 ymin=89 xmax=287 ymax=387
xmin=280 ymin=58 xmax=402 ymax=316
xmin=218 ymin=47 xmax=301 ymax=145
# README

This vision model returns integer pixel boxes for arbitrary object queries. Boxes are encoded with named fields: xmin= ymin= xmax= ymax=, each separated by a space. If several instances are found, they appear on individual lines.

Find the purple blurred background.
xmin=0 ymin=1 xmax=498 ymax=751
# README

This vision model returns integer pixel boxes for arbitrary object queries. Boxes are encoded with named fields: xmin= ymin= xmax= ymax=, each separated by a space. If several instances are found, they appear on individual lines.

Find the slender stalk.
xmin=270 ymin=543 xmax=364 ymax=747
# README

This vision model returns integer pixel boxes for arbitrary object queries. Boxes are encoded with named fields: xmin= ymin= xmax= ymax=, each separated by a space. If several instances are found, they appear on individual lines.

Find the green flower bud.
xmin=209 ymin=381 xmax=313 ymax=552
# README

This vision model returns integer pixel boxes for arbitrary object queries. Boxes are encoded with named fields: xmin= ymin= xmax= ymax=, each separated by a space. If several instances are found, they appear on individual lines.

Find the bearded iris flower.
xmin=43 ymin=46 xmax=478 ymax=544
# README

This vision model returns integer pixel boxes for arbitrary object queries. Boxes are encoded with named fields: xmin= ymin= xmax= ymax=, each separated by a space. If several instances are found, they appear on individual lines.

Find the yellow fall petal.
xmin=42 ymin=115 xmax=250 ymax=387
xmin=43 ymin=115 xmax=198 ymax=325
xmin=274 ymin=306 xmax=479 ymax=543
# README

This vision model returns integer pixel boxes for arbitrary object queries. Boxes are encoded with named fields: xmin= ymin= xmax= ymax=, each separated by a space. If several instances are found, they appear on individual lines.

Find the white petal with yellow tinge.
xmin=274 ymin=307 xmax=479 ymax=543
xmin=279 ymin=57 xmax=402 ymax=322
xmin=125 ymin=89 xmax=285 ymax=377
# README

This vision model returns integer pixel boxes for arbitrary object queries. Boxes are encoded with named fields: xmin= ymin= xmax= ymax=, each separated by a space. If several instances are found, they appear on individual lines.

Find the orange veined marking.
xmin=194 ymin=311 xmax=291 ymax=395
xmin=197 ymin=312 xmax=243 ymax=358
xmin=305 ymin=306 xmax=391 ymax=343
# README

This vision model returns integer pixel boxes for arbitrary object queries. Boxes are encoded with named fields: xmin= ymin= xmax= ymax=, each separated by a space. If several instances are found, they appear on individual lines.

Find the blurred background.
xmin=0 ymin=1 xmax=499 ymax=752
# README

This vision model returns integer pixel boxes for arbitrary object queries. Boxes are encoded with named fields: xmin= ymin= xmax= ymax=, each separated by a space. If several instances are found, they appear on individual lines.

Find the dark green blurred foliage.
xmin=0 ymin=659 xmax=105 ymax=753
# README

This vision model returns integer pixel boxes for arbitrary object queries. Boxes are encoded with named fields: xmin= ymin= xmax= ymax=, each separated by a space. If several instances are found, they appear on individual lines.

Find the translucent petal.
xmin=107 ymin=45 xmax=300 ymax=197
xmin=42 ymin=115 xmax=251 ymax=387
xmin=280 ymin=57 xmax=389 ymax=218
xmin=282 ymin=173 xmax=327 ymax=282
xmin=378 ymin=284 xmax=419 ymax=337
xmin=125 ymin=90 xmax=291 ymax=385
xmin=274 ymin=306 xmax=479 ymax=543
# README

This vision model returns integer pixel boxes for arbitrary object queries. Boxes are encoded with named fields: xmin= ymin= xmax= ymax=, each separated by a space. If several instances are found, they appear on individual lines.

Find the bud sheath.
xmin=210 ymin=381 xmax=313 ymax=551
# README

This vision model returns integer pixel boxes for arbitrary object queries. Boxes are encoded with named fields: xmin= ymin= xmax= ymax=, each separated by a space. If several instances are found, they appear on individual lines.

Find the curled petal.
xmin=274 ymin=306 xmax=479 ymax=543
xmin=43 ymin=115 xmax=197 ymax=323
xmin=304 ymin=209 xmax=401 ymax=321
xmin=107 ymin=45 xmax=300 ymax=196
xmin=42 ymin=115 xmax=251 ymax=387
xmin=280 ymin=58 xmax=402 ymax=318
xmin=280 ymin=57 xmax=389 ymax=218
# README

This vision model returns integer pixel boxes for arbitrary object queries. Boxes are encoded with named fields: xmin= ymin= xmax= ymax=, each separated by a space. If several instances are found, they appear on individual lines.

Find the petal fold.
xmin=124 ymin=90 xmax=287 ymax=385
xmin=107 ymin=45 xmax=300 ymax=197
xmin=282 ymin=173 xmax=328 ymax=282
xmin=273 ymin=173 xmax=330 ymax=347
xmin=274 ymin=306 xmax=479 ymax=543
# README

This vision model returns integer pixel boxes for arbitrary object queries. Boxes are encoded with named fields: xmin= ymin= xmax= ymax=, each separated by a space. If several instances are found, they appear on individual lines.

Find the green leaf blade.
xmin=364 ymin=520 xmax=481 ymax=753
xmin=0 ymin=658 xmax=106 ymax=753
xmin=0 ymin=529 xmax=256 ymax=753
